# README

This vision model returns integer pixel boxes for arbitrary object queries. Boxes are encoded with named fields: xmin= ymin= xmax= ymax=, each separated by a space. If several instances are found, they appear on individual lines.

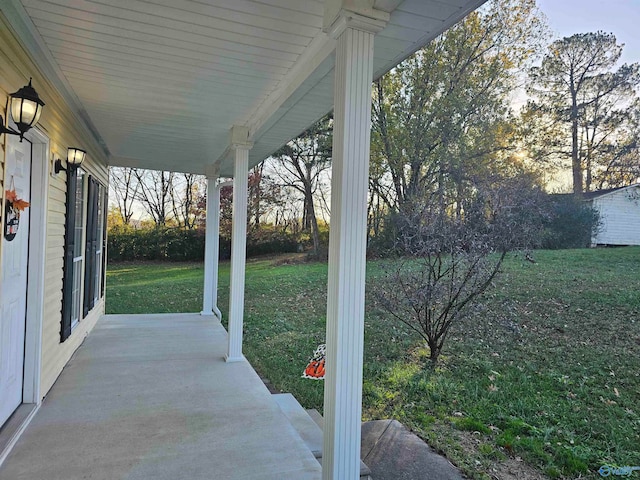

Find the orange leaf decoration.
xmin=5 ymin=189 xmax=17 ymax=202
xmin=13 ymin=199 xmax=30 ymax=211
xmin=5 ymin=189 xmax=29 ymax=211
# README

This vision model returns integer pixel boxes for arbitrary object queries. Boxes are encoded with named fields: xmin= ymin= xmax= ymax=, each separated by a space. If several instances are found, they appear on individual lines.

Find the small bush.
xmin=542 ymin=195 xmax=600 ymax=249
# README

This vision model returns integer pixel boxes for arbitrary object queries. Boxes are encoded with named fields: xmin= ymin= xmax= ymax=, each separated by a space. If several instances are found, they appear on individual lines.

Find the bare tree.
xmin=376 ymin=174 xmax=547 ymax=366
xmin=170 ymin=173 xmax=204 ymax=229
xmin=248 ymin=163 xmax=264 ymax=228
xmin=270 ymin=185 xmax=304 ymax=234
xmin=109 ymin=167 xmax=140 ymax=225
xmin=247 ymin=162 xmax=286 ymax=229
xmin=134 ymin=169 xmax=174 ymax=226
xmin=271 ymin=115 xmax=332 ymax=255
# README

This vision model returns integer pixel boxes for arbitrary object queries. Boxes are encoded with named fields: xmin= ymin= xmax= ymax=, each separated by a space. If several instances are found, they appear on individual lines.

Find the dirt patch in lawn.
xmin=454 ymin=430 xmax=549 ymax=480
xmin=490 ymin=458 xmax=550 ymax=480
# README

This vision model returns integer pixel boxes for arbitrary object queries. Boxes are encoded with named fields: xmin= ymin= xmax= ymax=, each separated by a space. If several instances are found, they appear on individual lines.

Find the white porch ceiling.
xmin=4 ymin=0 xmax=486 ymax=177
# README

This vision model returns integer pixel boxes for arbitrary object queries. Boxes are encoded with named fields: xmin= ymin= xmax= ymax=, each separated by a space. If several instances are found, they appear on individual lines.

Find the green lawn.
xmin=106 ymin=248 xmax=640 ymax=479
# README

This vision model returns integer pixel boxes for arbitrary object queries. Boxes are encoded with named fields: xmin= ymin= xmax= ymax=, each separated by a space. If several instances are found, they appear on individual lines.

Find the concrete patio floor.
xmin=0 ymin=314 xmax=321 ymax=480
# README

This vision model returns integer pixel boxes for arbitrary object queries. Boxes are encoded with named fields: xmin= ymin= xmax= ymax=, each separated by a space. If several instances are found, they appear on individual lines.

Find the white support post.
xmin=322 ymin=8 xmax=387 ymax=480
xmin=201 ymin=174 xmax=222 ymax=320
xmin=226 ymin=126 xmax=252 ymax=362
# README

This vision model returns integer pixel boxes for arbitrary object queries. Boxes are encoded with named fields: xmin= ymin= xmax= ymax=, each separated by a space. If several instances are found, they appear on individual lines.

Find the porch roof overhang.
xmin=4 ymin=0 xmax=485 ymax=177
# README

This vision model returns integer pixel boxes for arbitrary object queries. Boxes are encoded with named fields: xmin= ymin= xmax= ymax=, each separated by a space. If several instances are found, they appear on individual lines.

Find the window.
xmin=95 ymin=185 xmax=106 ymax=303
xmin=83 ymin=178 xmax=106 ymax=316
xmin=71 ymin=169 xmax=85 ymax=329
xmin=61 ymin=170 xmax=107 ymax=342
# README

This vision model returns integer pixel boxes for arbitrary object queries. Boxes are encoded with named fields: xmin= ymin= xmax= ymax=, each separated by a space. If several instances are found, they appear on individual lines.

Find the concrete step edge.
xmin=273 ymin=393 xmax=323 ymax=458
xmin=273 ymin=394 xmax=371 ymax=477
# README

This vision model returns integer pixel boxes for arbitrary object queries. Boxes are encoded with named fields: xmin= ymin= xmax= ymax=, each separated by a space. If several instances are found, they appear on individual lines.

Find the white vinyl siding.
xmin=592 ymin=186 xmax=640 ymax=246
xmin=0 ymin=15 xmax=109 ymax=399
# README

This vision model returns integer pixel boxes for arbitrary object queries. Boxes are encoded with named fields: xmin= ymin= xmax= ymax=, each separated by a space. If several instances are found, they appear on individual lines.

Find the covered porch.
xmin=1 ymin=1 xmax=487 ymax=477
xmin=0 ymin=313 xmax=322 ymax=480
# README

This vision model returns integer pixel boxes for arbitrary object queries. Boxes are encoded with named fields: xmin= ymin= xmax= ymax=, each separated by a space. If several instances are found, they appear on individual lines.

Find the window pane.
xmin=61 ymin=168 xmax=87 ymax=342
xmin=96 ymin=185 xmax=104 ymax=253
xmin=71 ymin=258 xmax=83 ymax=326
xmin=94 ymin=250 xmax=102 ymax=304
xmin=73 ymin=170 xmax=85 ymax=258
xmin=93 ymin=185 xmax=106 ymax=304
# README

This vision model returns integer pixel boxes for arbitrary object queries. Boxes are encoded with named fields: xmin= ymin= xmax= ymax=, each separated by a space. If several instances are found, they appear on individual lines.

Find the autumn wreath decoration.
xmin=4 ymin=176 xmax=30 ymax=241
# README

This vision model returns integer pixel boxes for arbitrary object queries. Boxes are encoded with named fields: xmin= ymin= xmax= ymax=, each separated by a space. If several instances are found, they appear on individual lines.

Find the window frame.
xmin=83 ymin=177 xmax=106 ymax=317
xmin=61 ymin=170 xmax=107 ymax=342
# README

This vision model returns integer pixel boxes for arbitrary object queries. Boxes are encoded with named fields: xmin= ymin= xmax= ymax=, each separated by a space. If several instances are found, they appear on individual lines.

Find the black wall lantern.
xmin=55 ymin=147 xmax=87 ymax=174
xmin=0 ymin=78 xmax=45 ymax=142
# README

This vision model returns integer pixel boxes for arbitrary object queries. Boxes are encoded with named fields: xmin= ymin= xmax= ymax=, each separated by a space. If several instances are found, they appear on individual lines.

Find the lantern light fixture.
xmin=54 ymin=147 xmax=87 ymax=174
xmin=0 ymin=78 xmax=45 ymax=142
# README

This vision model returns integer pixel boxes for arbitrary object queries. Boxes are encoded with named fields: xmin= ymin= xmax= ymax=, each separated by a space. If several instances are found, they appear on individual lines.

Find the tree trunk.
xmin=585 ymin=136 xmax=593 ymax=193
xmin=310 ymin=208 xmax=321 ymax=257
xmin=304 ymin=184 xmax=320 ymax=255
xmin=427 ymin=340 xmax=440 ymax=367
xmin=571 ymin=98 xmax=583 ymax=194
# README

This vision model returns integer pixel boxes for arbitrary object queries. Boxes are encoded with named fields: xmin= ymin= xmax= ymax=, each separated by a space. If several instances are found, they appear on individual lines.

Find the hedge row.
xmin=108 ymin=194 xmax=598 ymax=262
xmin=107 ymin=225 xmax=299 ymax=262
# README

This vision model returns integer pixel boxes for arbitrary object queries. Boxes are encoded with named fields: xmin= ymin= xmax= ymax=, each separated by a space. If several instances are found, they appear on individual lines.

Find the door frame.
xmin=0 ymin=126 xmax=48 ymax=465
xmin=21 ymin=126 xmax=49 ymax=405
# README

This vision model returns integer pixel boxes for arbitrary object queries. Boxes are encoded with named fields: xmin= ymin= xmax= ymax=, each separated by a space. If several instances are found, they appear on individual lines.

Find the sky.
xmin=536 ymin=0 xmax=640 ymax=65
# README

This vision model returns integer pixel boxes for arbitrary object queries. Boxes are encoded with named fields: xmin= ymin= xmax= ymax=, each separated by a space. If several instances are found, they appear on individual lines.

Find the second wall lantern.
xmin=55 ymin=147 xmax=87 ymax=174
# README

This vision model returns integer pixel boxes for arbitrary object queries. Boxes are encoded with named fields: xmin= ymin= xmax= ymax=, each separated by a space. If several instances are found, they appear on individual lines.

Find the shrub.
xmin=245 ymin=225 xmax=299 ymax=257
xmin=107 ymin=226 xmax=205 ymax=261
xmin=542 ymin=195 xmax=600 ymax=249
xmin=107 ymin=224 xmax=299 ymax=262
xmin=375 ymin=178 xmax=548 ymax=366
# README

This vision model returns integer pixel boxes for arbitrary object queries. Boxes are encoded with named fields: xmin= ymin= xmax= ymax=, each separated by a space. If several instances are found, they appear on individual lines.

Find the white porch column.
xmin=201 ymin=173 xmax=222 ymax=320
xmin=226 ymin=126 xmax=253 ymax=362
xmin=322 ymin=7 xmax=388 ymax=480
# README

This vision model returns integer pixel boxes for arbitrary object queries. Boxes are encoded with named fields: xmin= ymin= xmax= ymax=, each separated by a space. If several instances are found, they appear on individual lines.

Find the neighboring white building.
xmin=585 ymin=184 xmax=640 ymax=246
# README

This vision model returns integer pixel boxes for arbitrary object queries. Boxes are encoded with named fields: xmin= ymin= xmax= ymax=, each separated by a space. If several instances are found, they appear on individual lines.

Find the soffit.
xmin=6 ymin=0 xmax=486 ymax=176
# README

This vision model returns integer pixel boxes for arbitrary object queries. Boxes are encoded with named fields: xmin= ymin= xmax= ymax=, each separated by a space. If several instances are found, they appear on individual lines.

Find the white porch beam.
xmin=246 ymin=34 xmax=336 ymax=143
xmin=322 ymin=8 xmax=387 ymax=480
xmin=226 ymin=126 xmax=253 ymax=363
xmin=323 ymin=0 xmax=390 ymax=30
xmin=373 ymin=0 xmax=404 ymax=12
xmin=201 ymin=173 xmax=222 ymax=321
xmin=108 ymin=155 xmax=208 ymax=175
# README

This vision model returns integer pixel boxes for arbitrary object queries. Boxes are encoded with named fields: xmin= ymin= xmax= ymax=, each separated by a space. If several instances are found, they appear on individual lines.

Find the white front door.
xmin=0 ymin=137 xmax=32 ymax=426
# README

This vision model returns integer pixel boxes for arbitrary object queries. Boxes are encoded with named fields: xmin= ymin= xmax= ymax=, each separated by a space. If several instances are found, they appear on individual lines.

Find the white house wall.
xmin=0 ymin=14 xmax=109 ymax=399
xmin=592 ymin=187 xmax=640 ymax=246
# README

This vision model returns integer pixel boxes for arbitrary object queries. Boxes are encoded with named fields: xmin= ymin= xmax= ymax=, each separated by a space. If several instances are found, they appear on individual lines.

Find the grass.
xmin=106 ymin=248 xmax=640 ymax=479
